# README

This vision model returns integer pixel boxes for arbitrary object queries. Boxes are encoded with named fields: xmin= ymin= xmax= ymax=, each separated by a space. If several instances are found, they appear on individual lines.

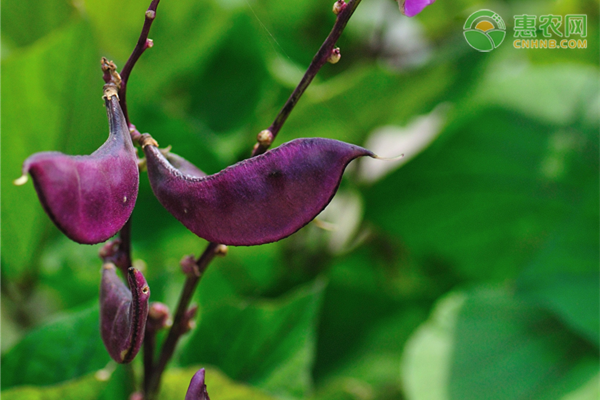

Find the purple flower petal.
xmin=100 ymin=263 xmax=150 ymax=364
xmin=398 ymin=0 xmax=436 ymax=17
xmin=185 ymin=369 xmax=210 ymax=400
xmin=17 ymin=84 xmax=139 ymax=244
xmin=143 ymin=138 xmax=375 ymax=246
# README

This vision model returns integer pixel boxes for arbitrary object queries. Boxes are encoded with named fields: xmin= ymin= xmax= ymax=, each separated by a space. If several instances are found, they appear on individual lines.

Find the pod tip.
xmin=313 ymin=218 xmax=336 ymax=231
xmin=13 ymin=174 xmax=28 ymax=186
xmin=373 ymin=153 xmax=404 ymax=161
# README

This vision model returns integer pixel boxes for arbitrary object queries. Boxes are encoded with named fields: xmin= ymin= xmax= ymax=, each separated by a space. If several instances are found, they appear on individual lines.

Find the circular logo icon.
xmin=463 ymin=10 xmax=506 ymax=52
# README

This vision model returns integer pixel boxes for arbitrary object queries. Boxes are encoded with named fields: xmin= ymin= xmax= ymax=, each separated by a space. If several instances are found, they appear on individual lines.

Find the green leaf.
xmin=180 ymin=280 xmax=326 ymax=399
xmin=473 ymin=63 xmax=599 ymax=126
xmin=180 ymin=12 xmax=271 ymax=133
xmin=517 ymin=185 xmax=600 ymax=347
xmin=401 ymin=287 xmax=599 ymax=400
xmin=1 ymin=19 xmax=104 ymax=280
xmin=2 ymin=0 xmax=76 ymax=48
xmin=314 ymin=247 xmax=430 ymax=387
xmin=38 ymin=237 xmax=104 ymax=310
xmin=364 ymin=107 xmax=582 ymax=281
xmin=1 ymin=371 xmax=109 ymax=400
xmin=277 ymin=62 xmax=455 ymax=145
xmin=1 ymin=304 xmax=110 ymax=389
xmin=159 ymin=366 xmax=276 ymax=400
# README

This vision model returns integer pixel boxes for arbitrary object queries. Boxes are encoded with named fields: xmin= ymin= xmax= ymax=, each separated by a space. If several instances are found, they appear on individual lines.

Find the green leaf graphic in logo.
xmin=463 ymin=10 xmax=506 ymax=52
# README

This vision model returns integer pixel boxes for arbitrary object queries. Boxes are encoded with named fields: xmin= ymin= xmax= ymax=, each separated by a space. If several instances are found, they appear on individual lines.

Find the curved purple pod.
xmin=144 ymin=138 xmax=375 ymax=246
xmin=185 ymin=369 xmax=210 ymax=400
xmin=17 ymin=84 xmax=139 ymax=244
xmin=100 ymin=263 xmax=150 ymax=364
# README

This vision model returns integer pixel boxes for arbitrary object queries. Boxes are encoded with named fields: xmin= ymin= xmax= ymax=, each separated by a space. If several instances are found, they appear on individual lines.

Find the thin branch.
xmin=145 ymin=242 xmax=225 ymax=399
xmin=119 ymin=0 xmax=161 ymax=126
xmin=252 ymin=0 xmax=363 ymax=156
xmin=116 ymin=218 xmax=133 ymax=270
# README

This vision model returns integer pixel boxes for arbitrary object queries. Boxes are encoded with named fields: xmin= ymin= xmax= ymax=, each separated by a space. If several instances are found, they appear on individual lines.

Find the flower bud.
xmin=328 ymin=48 xmax=341 ymax=64
xmin=332 ymin=1 xmax=346 ymax=15
xmin=181 ymin=305 xmax=198 ymax=334
xmin=100 ymin=263 xmax=150 ymax=363
xmin=146 ymin=302 xmax=172 ymax=333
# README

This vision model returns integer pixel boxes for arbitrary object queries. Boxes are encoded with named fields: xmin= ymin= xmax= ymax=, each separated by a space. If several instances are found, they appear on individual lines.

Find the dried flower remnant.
xmin=398 ymin=0 xmax=436 ymax=17
xmin=143 ymin=138 xmax=376 ymax=246
xmin=100 ymin=263 xmax=150 ymax=363
xmin=15 ymin=84 xmax=139 ymax=244
xmin=185 ymin=369 xmax=210 ymax=400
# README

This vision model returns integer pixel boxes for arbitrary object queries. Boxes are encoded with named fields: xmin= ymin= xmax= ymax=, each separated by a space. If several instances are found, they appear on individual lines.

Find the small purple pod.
xmin=100 ymin=263 xmax=150 ymax=364
xmin=165 ymin=152 xmax=207 ymax=178
xmin=185 ymin=369 xmax=210 ymax=400
xmin=17 ymin=84 xmax=139 ymax=244
xmin=144 ymin=138 xmax=375 ymax=246
xmin=399 ymin=0 xmax=436 ymax=17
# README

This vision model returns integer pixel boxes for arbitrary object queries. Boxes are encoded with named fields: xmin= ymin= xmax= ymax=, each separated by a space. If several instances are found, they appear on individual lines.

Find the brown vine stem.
xmin=119 ymin=0 xmax=161 ymax=126
xmin=145 ymin=242 xmax=225 ymax=399
xmin=252 ymin=0 xmax=363 ymax=156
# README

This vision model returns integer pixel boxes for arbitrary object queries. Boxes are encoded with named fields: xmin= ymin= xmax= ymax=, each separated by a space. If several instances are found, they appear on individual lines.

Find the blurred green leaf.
xmin=473 ymin=62 xmax=599 ymax=126
xmin=1 ymin=304 xmax=109 ymax=389
xmin=181 ymin=12 xmax=270 ymax=133
xmin=1 ymin=19 xmax=104 ymax=280
xmin=517 ymin=184 xmax=599 ymax=347
xmin=364 ymin=106 xmax=581 ymax=281
xmin=277 ymin=62 xmax=455 ymax=146
xmin=38 ymin=237 xmax=104 ymax=310
xmin=314 ymin=247 xmax=429 ymax=384
xmin=180 ymin=279 xmax=325 ymax=399
xmin=401 ymin=287 xmax=599 ymax=400
xmin=159 ymin=366 xmax=275 ymax=400
xmin=2 ymin=0 xmax=76 ymax=49
xmin=1 ymin=372 xmax=109 ymax=400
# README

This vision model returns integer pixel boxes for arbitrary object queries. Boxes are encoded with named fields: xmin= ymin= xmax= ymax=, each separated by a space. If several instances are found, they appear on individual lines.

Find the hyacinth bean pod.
xmin=165 ymin=152 xmax=207 ymax=178
xmin=143 ymin=138 xmax=375 ymax=246
xmin=185 ymin=369 xmax=210 ymax=400
xmin=16 ymin=84 xmax=139 ymax=244
xmin=100 ymin=263 xmax=150 ymax=364
xmin=398 ymin=0 xmax=436 ymax=17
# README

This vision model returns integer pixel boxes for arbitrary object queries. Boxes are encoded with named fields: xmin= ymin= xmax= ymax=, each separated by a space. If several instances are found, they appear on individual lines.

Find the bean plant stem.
xmin=252 ymin=0 xmax=363 ymax=156
xmin=118 ymin=218 xmax=133 ymax=270
xmin=119 ymin=0 xmax=161 ymax=126
xmin=145 ymin=242 xmax=221 ymax=399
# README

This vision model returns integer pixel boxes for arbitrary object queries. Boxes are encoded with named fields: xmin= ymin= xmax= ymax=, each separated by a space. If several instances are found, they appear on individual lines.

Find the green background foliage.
xmin=2 ymin=0 xmax=598 ymax=398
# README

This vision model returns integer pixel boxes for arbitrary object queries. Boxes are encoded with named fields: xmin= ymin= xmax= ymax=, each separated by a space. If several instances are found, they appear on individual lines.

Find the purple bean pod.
xmin=143 ymin=138 xmax=375 ymax=246
xmin=100 ymin=263 xmax=150 ymax=363
xmin=184 ymin=368 xmax=210 ymax=400
xmin=16 ymin=84 xmax=139 ymax=244
xmin=398 ymin=0 xmax=436 ymax=17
